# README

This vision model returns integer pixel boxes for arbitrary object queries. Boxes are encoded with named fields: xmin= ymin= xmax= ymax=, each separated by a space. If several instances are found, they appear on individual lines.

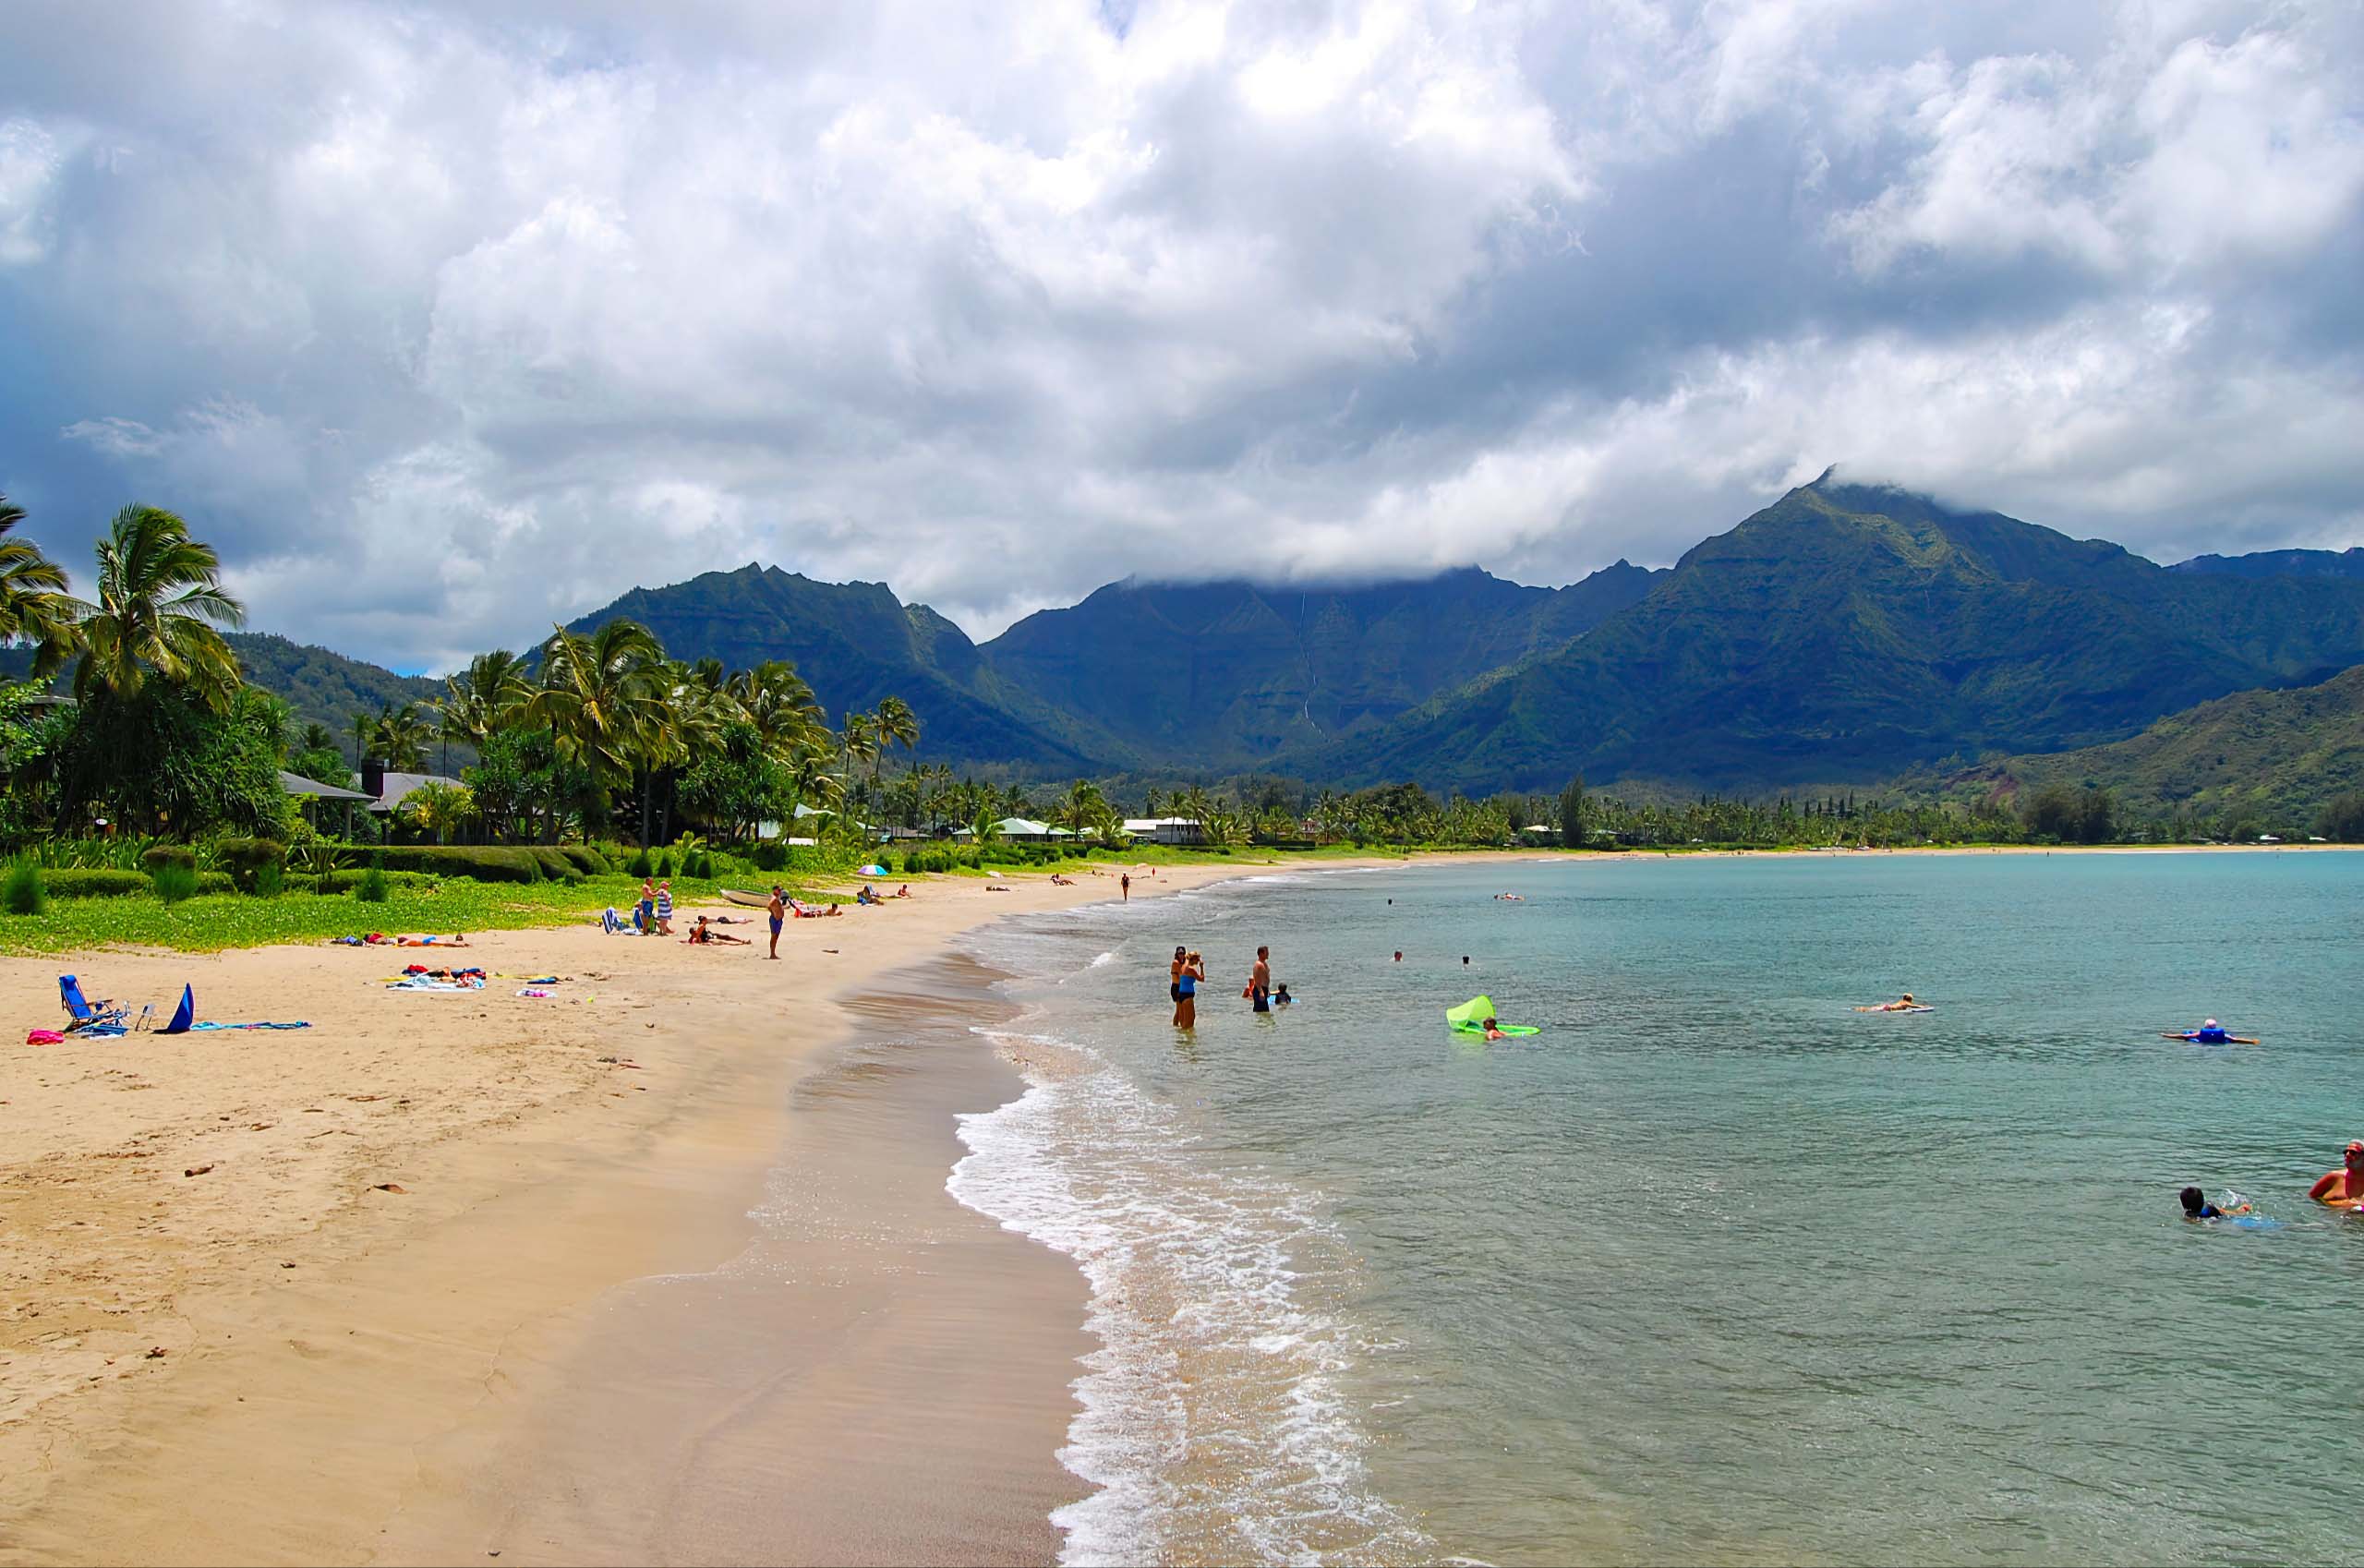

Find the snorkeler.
xmin=2308 ymin=1140 xmax=2364 ymax=1209
xmin=2178 ymin=1185 xmax=2252 ymax=1221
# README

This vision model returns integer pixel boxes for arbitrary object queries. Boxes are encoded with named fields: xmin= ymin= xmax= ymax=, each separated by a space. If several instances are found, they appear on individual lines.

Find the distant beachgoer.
xmin=766 ymin=887 xmax=786 ymax=959
xmin=1272 ymin=983 xmax=1293 ymax=1008
xmin=1176 ymin=951 xmax=1202 ymax=1030
xmin=686 ymin=915 xmax=749 ymax=946
xmin=1170 ymin=946 xmax=1188 ymax=1019
xmin=2178 ymin=1185 xmax=2251 ymax=1221
xmin=1121 ymin=873 xmax=1130 ymax=900
xmin=895 ymin=884 xmax=911 ymax=899
xmin=2309 ymin=1141 xmax=2364 ymax=1208
xmin=639 ymin=878 xmax=657 ymax=932
xmin=1462 ymin=956 xmax=1471 ymax=967
xmin=1248 ymin=945 xmax=1272 ymax=1013
xmin=1393 ymin=950 xmax=1403 ymax=963
xmin=2164 ymin=1018 xmax=2253 ymax=1043
xmin=1863 ymin=994 xmax=1920 ymax=1012
xmin=1482 ymin=1016 xmax=1507 ymax=1042
xmin=654 ymin=880 xmax=675 ymax=935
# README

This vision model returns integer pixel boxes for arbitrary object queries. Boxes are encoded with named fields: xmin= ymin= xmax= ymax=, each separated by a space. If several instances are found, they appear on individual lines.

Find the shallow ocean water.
xmin=950 ymin=853 xmax=2364 ymax=1566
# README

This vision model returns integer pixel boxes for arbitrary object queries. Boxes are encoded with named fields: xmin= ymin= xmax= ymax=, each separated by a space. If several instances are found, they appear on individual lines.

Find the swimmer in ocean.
xmin=1272 ymin=983 xmax=1293 ymax=1008
xmin=2308 ymin=1140 xmax=2364 ymax=1209
xmin=1857 ymin=993 xmax=1923 ymax=1012
xmin=2163 ymin=1019 xmax=2255 ymax=1044
xmin=2178 ymin=1185 xmax=2252 ymax=1221
xmin=1481 ymin=1016 xmax=1507 ymax=1042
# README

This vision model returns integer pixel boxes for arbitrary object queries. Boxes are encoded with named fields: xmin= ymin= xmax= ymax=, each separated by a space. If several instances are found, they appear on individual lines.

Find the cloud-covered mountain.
xmin=1302 ymin=478 xmax=2364 ymax=793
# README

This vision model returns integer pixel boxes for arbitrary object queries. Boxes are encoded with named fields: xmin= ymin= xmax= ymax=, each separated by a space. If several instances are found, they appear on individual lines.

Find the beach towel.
xmin=188 ymin=1020 xmax=312 ymax=1031
xmin=386 ymin=975 xmax=482 ymax=992
xmin=25 ymin=1029 xmax=65 ymax=1044
xmin=516 ymin=987 xmax=553 ymax=998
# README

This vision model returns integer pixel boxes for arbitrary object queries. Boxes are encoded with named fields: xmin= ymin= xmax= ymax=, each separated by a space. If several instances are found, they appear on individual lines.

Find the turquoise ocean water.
xmin=947 ymin=853 xmax=2364 ymax=1566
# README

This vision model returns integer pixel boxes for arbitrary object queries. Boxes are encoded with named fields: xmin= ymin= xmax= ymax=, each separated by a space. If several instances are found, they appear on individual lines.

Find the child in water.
xmin=2178 ymin=1185 xmax=2253 ymax=1221
xmin=1272 ymin=984 xmax=1292 ymax=1008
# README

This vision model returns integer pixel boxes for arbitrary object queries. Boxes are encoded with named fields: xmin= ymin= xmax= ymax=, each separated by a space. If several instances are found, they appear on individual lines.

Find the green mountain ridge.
xmin=978 ymin=563 xmax=1662 ymax=769
xmin=1918 ymin=665 xmax=2364 ymax=826
xmin=1301 ymin=478 xmax=2364 ymax=793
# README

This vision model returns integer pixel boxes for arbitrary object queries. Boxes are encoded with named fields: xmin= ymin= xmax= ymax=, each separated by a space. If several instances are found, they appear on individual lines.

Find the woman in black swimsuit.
xmin=1170 ymin=946 xmax=1188 ymax=1025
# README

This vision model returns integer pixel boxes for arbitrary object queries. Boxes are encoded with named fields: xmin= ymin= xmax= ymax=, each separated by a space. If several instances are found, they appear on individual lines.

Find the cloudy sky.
xmin=3 ymin=0 xmax=2359 ymax=671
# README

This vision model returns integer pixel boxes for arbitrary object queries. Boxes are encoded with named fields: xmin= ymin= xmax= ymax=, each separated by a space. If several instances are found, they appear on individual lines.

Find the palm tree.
xmin=436 ymin=649 xmax=534 ymax=748
xmin=728 ymin=660 xmax=824 ymax=759
xmin=64 ymin=503 xmax=244 ymax=709
xmin=874 ymin=694 xmax=919 ymax=775
xmin=838 ymin=712 xmax=878 ymax=819
xmin=369 ymin=703 xmax=435 ymax=771
xmin=0 ymin=494 xmax=78 ymax=669
xmin=297 ymin=720 xmax=338 ymax=755
xmin=523 ymin=619 xmax=668 ymax=790
xmin=1060 ymin=779 xmax=1114 ymax=841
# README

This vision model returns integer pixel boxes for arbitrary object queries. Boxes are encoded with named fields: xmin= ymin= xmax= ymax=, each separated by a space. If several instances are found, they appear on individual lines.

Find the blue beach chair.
xmin=58 ymin=974 xmax=127 ymax=1035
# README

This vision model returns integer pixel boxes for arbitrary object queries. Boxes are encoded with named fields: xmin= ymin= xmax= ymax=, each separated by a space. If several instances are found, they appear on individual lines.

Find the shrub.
xmin=749 ymin=840 xmax=787 ymax=872
xmin=559 ymin=845 xmax=606 ymax=875
xmin=153 ymin=862 xmax=200 ymax=904
xmin=357 ymin=854 xmax=390 ymax=904
xmin=522 ymin=852 xmax=544 ymax=885
xmin=561 ymin=869 xmax=584 ymax=887
xmin=626 ymin=847 xmax=653 ymax=876
xmin=654 ymin=852 xmax=674 ymax=878
xmin=213 ymin=837 xmax=288 ymax=892
xmin=42 ymin=868 xmax=151 ymax=899
xmin=139 ymin=844 xmax=199 ymax=874
xmin=254 ymin=861 xmax=285 ymax=897
xmin=4 ymin=855 xmax=46 ymax=915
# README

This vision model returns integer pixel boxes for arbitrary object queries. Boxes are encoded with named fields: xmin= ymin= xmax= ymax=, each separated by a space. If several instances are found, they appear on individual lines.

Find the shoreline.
xmin=0 ymin=857 xmax=1310 ymax=1565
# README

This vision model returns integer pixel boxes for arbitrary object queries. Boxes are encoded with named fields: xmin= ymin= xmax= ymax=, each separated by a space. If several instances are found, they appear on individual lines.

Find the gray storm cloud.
xmin=0 ymin=0 xmax=2358 ymax=671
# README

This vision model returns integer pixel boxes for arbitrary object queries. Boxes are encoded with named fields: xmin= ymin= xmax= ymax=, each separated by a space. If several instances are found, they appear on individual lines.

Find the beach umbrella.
xmin=857 ymin=862 xmax=887 ymax=876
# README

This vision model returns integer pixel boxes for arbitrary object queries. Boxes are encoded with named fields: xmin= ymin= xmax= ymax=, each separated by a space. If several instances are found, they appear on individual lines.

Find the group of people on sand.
xmin=1168 ymin=943 xmax=1289 ymax=1029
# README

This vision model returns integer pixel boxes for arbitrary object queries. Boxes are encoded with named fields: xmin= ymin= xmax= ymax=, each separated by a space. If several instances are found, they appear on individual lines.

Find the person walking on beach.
xmin=766 ymin=885 xmax=786 ymax=960
xmin=1121 ymin=872 xmax=1130 ymax=901
xmin=1248 ymin=945 xmax=1272 ymax=1014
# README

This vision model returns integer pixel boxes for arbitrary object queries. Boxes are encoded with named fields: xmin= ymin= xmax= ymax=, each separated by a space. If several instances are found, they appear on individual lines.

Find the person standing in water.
xmin=2309 ymin=1140 xmax=2364 ymax=1208
xmin=1175 ymin=951 xmax=1202 ymax=1030
xmin=1169 ymin=946 xmax=1188 ymax=1026
xmin=1248 ymin=945 xmax=1272 ymax=1014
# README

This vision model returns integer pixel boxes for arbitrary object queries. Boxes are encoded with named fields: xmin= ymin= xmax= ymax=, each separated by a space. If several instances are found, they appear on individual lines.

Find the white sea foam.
xmin=948 ymin=1021 xmax=1430 ymax=1567
xmin=1088 ymin=950 xmax=1116 ymax=968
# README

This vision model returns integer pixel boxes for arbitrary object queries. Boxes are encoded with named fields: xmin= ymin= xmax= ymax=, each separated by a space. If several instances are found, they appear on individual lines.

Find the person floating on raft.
xmin=1853 ymin=994 xmax=1930 ymax=1013
xmin=2162 ymin=1019 xmax=2257 ymax=1044
xmin=1447 ymin=995 xmax=1538 ymax=1038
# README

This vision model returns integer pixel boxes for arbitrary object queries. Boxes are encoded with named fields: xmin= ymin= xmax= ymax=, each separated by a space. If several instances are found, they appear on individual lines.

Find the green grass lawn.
xmin=0 ymin=873 xmax=853 ymax=956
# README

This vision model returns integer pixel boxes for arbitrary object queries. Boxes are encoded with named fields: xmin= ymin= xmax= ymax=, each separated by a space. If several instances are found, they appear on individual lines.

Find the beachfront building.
xmin=1121 ymin=815 xmax=1207 ymax=846
xmin=989 ymin=816 xmax=1055 ymax=840
xmin=359 ymin=761 xmax=464 ymax=814
xmin=279 ymin=768 xmax=374 ymax=836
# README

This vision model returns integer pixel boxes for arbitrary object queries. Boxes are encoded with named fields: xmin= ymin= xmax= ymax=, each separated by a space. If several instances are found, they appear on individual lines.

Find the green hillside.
xmin=0 ymin=632 xmax=443 ymax=748
xmin=1306 ymin=477 xmax=2364 ymax=793
xmin=1923 ymin=665 xmax=2364 ymax=827
xmin=565 ymin=564 xmax=1136 ymax=774
xmin=978 ymin=563 xmax=1660 ymax=768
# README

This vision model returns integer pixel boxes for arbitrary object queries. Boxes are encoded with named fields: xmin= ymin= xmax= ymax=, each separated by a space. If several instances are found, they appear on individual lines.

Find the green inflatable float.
xmin=1446 ymin=995 xmax=1539 ymax=1036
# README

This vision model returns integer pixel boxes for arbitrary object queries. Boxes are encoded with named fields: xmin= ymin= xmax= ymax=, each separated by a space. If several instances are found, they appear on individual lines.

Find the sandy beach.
xmin=0 ymin=862 xmax=1253 ymax=1566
